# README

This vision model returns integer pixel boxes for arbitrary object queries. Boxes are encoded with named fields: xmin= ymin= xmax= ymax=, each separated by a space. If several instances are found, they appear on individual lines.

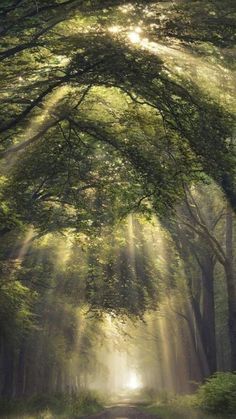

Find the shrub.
xmin=69 ymin=390 xmax=103 ymax=416
xmin=0 ymin=391 xmax=103 ymax=418
xmin=138 ymin=387 xmax=159 ymax=402
xmin=197 ymin=372 xmax=236 ymax=414
xmin=28 ymin=393 xmax=67 ymax=413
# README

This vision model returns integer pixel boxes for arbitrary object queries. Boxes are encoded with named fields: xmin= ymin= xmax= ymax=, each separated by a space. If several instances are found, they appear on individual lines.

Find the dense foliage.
xmin=197 ymin=373 xmax=236 ymax=414
xmin=0 ymin=0 xmax=235 ymax=410
xmin=143 ymin=373 xmax=236 ymax=418
xmin=0 ymin=391 xmax=103 ymax=417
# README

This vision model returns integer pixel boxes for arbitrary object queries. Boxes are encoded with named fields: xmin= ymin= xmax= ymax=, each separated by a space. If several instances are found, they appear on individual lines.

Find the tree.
xmin=169 ymin=183 xmax=236 ymax=371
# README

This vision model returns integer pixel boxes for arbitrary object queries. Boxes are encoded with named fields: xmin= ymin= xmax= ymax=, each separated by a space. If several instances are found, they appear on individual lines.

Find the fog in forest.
xmin=0 ymin=0 xmax=235 ymax=418
xmin=0 ymin=194 xmax=233 ymax=400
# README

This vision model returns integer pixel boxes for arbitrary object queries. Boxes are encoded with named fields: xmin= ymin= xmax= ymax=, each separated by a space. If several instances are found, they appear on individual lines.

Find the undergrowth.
xmin=140 ymin=373 xmax=236 ymax=419
xmin=0 ymin=391 xmax=103 ymax=418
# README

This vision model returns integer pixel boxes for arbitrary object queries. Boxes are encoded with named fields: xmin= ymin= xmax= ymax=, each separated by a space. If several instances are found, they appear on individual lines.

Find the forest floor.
xmin=1 ymin=403 xmax=234 ymax=419
xmin=1 ymin=399 xmax=235 ymax=419
xmin=139 ymin=403 xmax=235 ymax=419
xmin=82 ymin=404 xmax=159 ymax=419
xmin=0 ymin=404 xmax=157 ymax=419
xmin=82 ymin=404 xmax=236 ymax=419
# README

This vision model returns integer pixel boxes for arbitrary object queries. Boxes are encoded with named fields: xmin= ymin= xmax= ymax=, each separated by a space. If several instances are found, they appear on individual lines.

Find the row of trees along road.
xmin=0 ymin=0 xmax=235 ymax=397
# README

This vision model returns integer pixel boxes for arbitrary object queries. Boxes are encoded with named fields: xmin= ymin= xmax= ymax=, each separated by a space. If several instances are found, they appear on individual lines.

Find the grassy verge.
xmin=139 ymin=373 xmax=236 ymax=418
xmin=0 ymin=391 xmax=104 ymax=418
xmin=140 ymin=394 xmax=235 ymax=419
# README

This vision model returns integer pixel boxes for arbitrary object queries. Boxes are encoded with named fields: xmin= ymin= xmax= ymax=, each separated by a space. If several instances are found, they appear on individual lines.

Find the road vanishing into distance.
xmin=83 ymin=404 xmax=159 ymax=419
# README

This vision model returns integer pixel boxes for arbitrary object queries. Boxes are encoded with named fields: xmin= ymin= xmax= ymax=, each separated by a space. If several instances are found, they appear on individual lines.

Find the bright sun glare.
xmin=127 ymin=31 xmax=141 ymax=44
xmin=108 ymin=24 xmax=145 ymax=45
xmin=126 ymin=372 xmax=141 ymax=390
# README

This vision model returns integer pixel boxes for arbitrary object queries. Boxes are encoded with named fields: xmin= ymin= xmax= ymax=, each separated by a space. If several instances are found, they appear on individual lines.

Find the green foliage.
xmin=0 ymin=279 xmax=36 ymax=343
xmin=142 ymin=392 xmax=231 ymax=419
xmin=0 ymin=0 xmax=235 ymax=405
xmin=3 ymin=128 xmax=147 ymax=234
xmin=197 ymin=373 xmax=236 ymax=414
xmin=143 ymin=375 xmax=236 ymax=417
xmin=27 ymin=391 xmax=103 ymax=416
xmin=0 ymin=391 xmax=103 ymax=417
xmin=0 ymin=0 xmax=235 ymax=220
xmin=68 ymin=391 xmax=103 ymax=416
xmin=143 ymin=404 xmax=225 ymax=419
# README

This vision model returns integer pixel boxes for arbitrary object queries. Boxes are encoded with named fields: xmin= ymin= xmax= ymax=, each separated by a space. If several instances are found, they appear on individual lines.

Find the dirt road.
xmin=82 ymin=404 xmax=159 ymax=419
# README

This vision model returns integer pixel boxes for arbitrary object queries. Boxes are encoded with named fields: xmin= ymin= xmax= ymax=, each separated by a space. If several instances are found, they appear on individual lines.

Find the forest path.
xmin=82 ymin=404 xmax=160 ymax=419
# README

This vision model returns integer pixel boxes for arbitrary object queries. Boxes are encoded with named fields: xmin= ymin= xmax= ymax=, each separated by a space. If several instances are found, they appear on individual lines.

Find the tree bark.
xmin=201 ymin=254 xmax=217 ymax=374
xmin=225 ymin=203 xmax=236 ymax=371
xmin=1 ymin=343 xmax=14 ymax=397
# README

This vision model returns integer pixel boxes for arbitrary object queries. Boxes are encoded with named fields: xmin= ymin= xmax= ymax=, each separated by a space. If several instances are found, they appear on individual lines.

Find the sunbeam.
xmin=0 ymin=1 xmax=235 ymax=417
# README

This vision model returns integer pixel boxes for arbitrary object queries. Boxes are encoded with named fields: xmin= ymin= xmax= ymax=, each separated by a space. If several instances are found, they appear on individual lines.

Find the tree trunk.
xmin=225 ymin=204 xmax=236 ymax=371
xmin=1 ymin=343 xmax=14 ymax=397
xmin=201 ymin=254 xmax=217 ymax=374
xmin=188 ymin=296 xmax=210 ymax=378
xmin=16 ymin=342 xmax=26 ymax=397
